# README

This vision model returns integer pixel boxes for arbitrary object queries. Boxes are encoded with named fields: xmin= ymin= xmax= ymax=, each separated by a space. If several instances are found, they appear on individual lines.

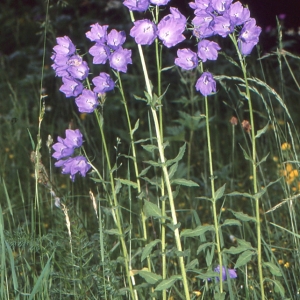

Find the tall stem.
xmin=94 ymin=110 xmax=137 ymax=300
xmin=230 ymin=34 xmax=265 ymax=299
xmin=204 ymin=96 xmax=223 ymax=293
xmin=129 ymin=10 xmax=190 ymax=300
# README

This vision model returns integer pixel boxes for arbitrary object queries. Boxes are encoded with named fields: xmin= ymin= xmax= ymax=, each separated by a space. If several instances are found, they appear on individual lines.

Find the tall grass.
xmin=1 ymin=1 xmax=300 ymax=299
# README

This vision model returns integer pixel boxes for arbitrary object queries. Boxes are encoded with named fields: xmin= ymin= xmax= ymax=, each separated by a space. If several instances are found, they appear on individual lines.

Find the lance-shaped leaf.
xmin=263 ymin=262 xmax=282 ymax=276
xmin=235 ymin=250 xmax=256 ymax=268
xmin=141 ymin=239 xmax=161 ymax=262
xmin=154 ymin=275 xmax=182 ymax=291
xmin=215 ymin=183 xmax=226 ymax=201
xmin=171 ymin=178 xmax=199 ymax=187
xmin=138 ymin=270 xmax=162 ymax=284
xmin=180 ymin=225 xmax=214 ymax=238
xmin=228 ymin=209 xmax=256 ymax=222
xmin=143 ymin=201 xmax=162 ymax=218
xmin=255 ymin=122 xmax=269 ymax=139
xmin=166 ymin=143 xmax=186 ymax=166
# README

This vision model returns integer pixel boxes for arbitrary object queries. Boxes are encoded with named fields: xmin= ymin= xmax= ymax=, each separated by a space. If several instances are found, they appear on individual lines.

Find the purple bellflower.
xmin=238 ymin=18 xmax=261 ymax=55
xmin=208 ymin=266 xmax=237 ymax=282
xmin=92 ymin=72 xmax=115 ymax=93
xmin=150 ymin=0 xmax=171 ymax=5
xmin=64 ymin=129 xmax=83 ymax=149
xmin=123 ymin=0 xmax=150 ymax=12
xmin=211 ymin=0 xmax=233 ymax=14
xmin=192 ymin=11 xmax=214 ymax=39
xmin=85 ymin=23 xmax=108 ymax=43
xmin=130 ymin=19 xmax=157 ymax=45
xmin=195 ymin=72 xmax=216 ymax=96
xmin=107 ymin=29 xmax=126 ymax=50
xmin=53 ymin=36 xmax=76 ymax=56
xmin=55 ymin=156 xmax=91 ymax=182
xmin=88 ymin=43 xmax=110 ymax=64
xmin=51 ymin=54 xmax=70 ymax=77
xmin=109 ymin=47 xmax=132 ymax=73
xmin=189 ymin=0 xmax=211 ymax=10
xmin=59 ymin=76 xmax=84 ymax=97
xmin=52 ymin=137 xmax=75 ymax=160
xmin=175 ymin=49 xmax=198 ymax=70
xmin=157 ymin=7 xmax=186 ymax=48
xmin=67 ymin=55 xmax=89 ymax=80
xmin=75 ymin=89 xmax=99 ymax=113
xmin=212 ymin=15 xmax=234 ymax=37
xmin=225 ymin=1 xmax=250 ymax=26
xmin=197 ymin=39 xmax=221 ymax=62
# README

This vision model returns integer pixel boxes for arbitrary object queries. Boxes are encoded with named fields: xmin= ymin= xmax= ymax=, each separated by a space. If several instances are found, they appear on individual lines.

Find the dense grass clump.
xmin=1 ymin=0 xmax=300 ymax=299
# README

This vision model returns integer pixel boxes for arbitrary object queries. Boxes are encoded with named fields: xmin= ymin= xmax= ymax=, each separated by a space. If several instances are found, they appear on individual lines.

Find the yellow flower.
xmin=281 ymin=142 xmax=291 ymax=151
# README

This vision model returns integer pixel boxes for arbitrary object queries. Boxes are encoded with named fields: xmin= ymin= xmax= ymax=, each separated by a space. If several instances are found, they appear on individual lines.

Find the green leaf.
xmin=239 ymin=144 xmax=253 ymax=162
xmin=195 ymin=269 xmax=218 ymax=280
xmin=273 ymin=279 xmax=285 ymax=296
xmin=138 ymin=270 xmax=162 ymax=284
xmin=228 ymin=209 xmax=256 ymax=222
xmin=144 ymin=160 xmax=163 ymax=167
xmin=133 ymin=94 xmax=147 ymax=102
xmin=186 ymin=259 xmax=199 ymax=270
xmin=223 ymin=245 xmax=253 ymax=255
xmin=235 ymin=250 xmax=255 ymax=268
xmin=227 ymin=191 xmax=255 ymax=199
xmin=257 ymin=152 xmax=270 ymax=167
xmin=143 ymin=201 xmax=162 ymax=218
xmin=139 ymin=166 xmax=152 ymax=177
xmin=141 ymin=144 xmax=158 ymax=153
xmin=214 ymin=292 xmax=226 ymax=300
xmin=104 ymin=228 xmax=121 ymax=236
xmin=27 ymin=129 xmax=35 ymax=150
xmin=141 ymin=239 xmax=161 ymax=262
xmin=197 ymin=242 xmax=215 ymax=255
xmin=180 ymin=225 xmax=214 ymax=238
xmin=215 ymin=183 xmax=226 ymax=201
xmin=168 ymin=162 xmax=178 ymax=179
xmin=263 ymin=262 xmax=282 ymax=276
xmin=29 ymin=253 xmax=53 ymax=300
xmin=131 ymin=119 xmax=140 ymax=135
xmin=171 ymin=178 xmax=199 ymax=187
xmin=117 ymin=179 xmax=138 ymax=189
xmin=161 ymin=65 xmax=174 ymax=72
xmin=166 ymin=143 xmax=186 ymax=166
xmin=255 ymin=122 xmax=269 ymax=139
xmin=166 ymin=222 xmax=181 ymax=231
xmin=141 ymin=176 xmax=161 ymax=189
xmin=154 ymin=275 xmax=182 ymax=291
xmin=221 ymin=219 xmax=241 ymax=227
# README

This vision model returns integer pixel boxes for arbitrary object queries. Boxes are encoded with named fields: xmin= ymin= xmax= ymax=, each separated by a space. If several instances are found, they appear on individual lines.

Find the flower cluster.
xmin=52 ymin=129 xmax=91 ymax=181
xmin=173 ymin=0 xmax=261 ymax=96
xmin=86 ymin=23 xmax=132 ymax=73
xmin=129 ymin=7 xmax=186 ymax=48
xmin=189 ymin=0 xmax=261 ymax=55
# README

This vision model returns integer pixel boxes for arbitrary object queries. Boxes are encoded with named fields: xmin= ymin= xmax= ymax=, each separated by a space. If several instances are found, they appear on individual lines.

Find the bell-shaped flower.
xmin=67 ymin=55 xmax=89 ymax=80
xmin=55 ymin=156 xmax=91 ymax=182
xmin=212 ymin=15 xmax=234 ymax=37
xmin=109 ymin=47 xmax=132 ymax=73
xmin=208 ymin=266 xmax=237 ymax=282
xmin=192 ymin=11 xmax=214 ymax=39
xmin=64 ymin=129 xmax=83 ymax=149
xmin=157 ymin=7 xmax=186 ymax=48
xmin=238 ymin=18 xmax=261 ymax=55
xmin=86 ymin=23 xmax=108 ymax=43
xmin=75 ymin=89 xmax=99 ymax=113
xmin=52 ymin=137 xmax=75 ymax=160
xmin=88 ymin=43 xmax=110 ymax=64
xmin=224 ymin=1 xmax=250 ymax=26
xmin=123 ymin=0 xmax=150 ymax=12
xmin=197 ymin=39 xmax=221 ymax=62
xmin=59 ymin=76 xmax=84 ymax=97
xmin=150 ymin=0 xmax=170 ymax=5
xmin=130 ymin=19 xmax=157 ymax=45
xmin=53 ymin=36 xmax=76 ymax=56
xmin=107 ymin=29 xmax=126 ymax=50
xmin=175 ymin=49 xmax=198 ymax=70
xmin=195 ymin=72 xmax=216 ymax=96
xmin=92 ymin=72 xmax=115 ymax=93
xmin=211 ymin=0 xmax=233 ymax=14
